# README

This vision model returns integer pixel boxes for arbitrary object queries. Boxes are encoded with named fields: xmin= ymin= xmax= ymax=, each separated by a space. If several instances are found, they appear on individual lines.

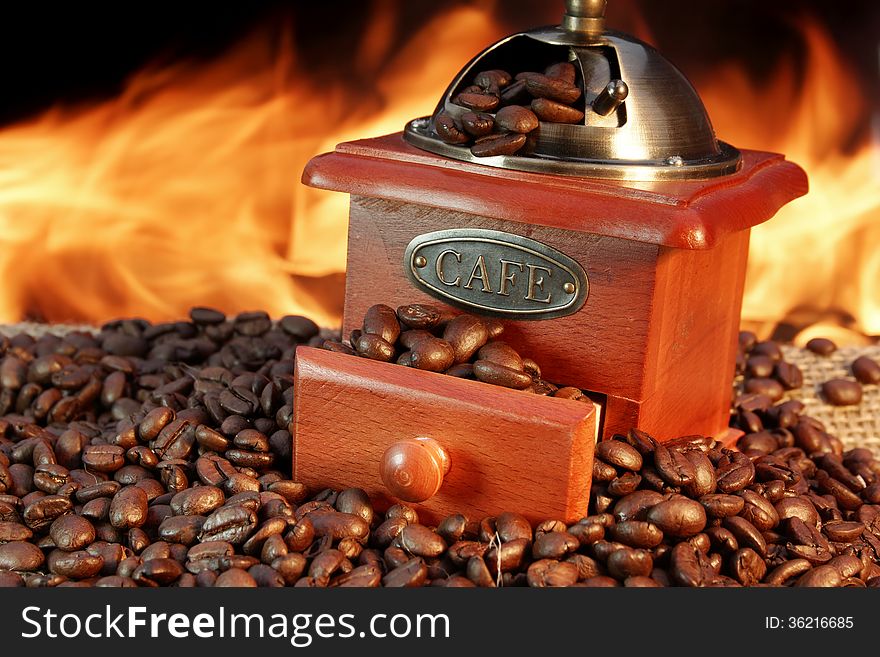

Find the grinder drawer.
xmin=292 ymin=346 xmax=599 ymax=524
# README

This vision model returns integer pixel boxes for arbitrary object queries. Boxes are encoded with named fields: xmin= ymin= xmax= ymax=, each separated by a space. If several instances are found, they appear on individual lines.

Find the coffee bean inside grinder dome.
xmin=1 ymin=307 xmax=880 ymax=587
xmin=434 ymin=61 xmax=585 ymax=158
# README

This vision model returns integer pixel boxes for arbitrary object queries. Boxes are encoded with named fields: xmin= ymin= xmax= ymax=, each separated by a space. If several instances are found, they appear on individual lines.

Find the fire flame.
xmin=0 ymin=6 xmax=504 ymax=327
xmin=0 ymin=7 xmax=876 ymax=343
xmin=696 ymin=19 xmax=880 ymax=345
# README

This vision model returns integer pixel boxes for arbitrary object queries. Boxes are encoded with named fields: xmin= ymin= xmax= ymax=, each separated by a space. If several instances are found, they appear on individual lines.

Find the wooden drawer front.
xmin=292 ymin=347 xmax=597 ymax=524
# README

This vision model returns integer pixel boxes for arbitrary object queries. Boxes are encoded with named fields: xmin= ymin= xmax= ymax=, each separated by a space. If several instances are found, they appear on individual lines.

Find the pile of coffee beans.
xmin=323 ymin=303 xmax=591 ymax=401
xmin=1 ymin=309 xmax=878 ymax=587
xmin=587 ymin=430 xmax=880 ymax=587
xmin=745 ymin=333 xmax=880 ymax=407
xmin=803 ymin=336 xmax=873 ymax=406
xmin=435 ymin=62 xmax=584 ymax=158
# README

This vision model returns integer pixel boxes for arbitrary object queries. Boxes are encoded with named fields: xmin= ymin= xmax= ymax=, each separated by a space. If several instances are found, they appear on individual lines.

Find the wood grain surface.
xmin=302 ymin=131 xmax=806 ymax=442
xmin=339 ymin=198 xmax=745 ymax=440
xmin=302 ymin=132 xmax=808 ymax=250
xmin=342 ymin=197 xmax=659 ymax=403
xmin=292 ymin=346 xmax=597 ymax=524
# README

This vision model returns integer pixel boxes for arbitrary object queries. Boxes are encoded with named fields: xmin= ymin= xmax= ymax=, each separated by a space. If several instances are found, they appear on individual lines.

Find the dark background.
xmin=1 ymin=1 xmax=878 ymax=142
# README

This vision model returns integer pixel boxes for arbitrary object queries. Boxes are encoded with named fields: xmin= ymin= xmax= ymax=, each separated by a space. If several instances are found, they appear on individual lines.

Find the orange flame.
xmin=0 ymin=6 xmax=504 ymax=327
xmin=0 ymin=7 xmax=876 ymax=344
xmin=697 ymin=19 xmax=880 ymax=344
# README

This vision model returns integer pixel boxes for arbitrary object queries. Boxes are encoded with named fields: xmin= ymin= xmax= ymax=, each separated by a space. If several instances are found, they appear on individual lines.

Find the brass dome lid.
xmin=404 ymin=0 xmax=741 ymax=181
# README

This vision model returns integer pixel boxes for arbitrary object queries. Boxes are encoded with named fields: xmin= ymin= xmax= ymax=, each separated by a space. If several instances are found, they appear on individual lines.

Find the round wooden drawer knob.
xmin=380 ymin=437 xmax=451 ymax=503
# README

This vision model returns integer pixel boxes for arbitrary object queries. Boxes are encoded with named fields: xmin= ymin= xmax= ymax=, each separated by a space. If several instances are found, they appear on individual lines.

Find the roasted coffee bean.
xmin=715 ymin=453 xmax=755 ymax=493
xmin=308 ymin=549 xmax=348 ymax=584
xmin=47 ymin=549 xmax=104 ymax=579
xmin=806 ymin=338 xmax=837 ymax=356
xmin=436 ymin=513 xmax=469 ymax=544
xmin=278 ymin=315 xmax=318 ymax=341
xmin=331 ymin=564 xmax=382 ymax=588
xmin=726 ymin=548 xmax=766 ymax=587
xmin=823 ymin=521 xmax=864 ymax=543
xmin=474 ymin=69 xmax=512 ymax=91
xmin=322 ymin=340 xmax=355 ymax=356
xmin=0 ymin=571 xmax=25 ymax=587
xmin=852 ymin=356 xmax=880 ymax=384
xmin=214 ymin=568 xmax=257 ymax=587
xmin=744 ymin=378 xmax=785 ymax=402
xmin=434 ymin=112 xmax=470 ymax=144
xmin=170 ymin=486 xmax=224 ymax=516
xmin=596 ymin=440 xmax=642 ymax=472
xmin=460 ymin=111 xmax=495 ymax=138
xmin=398 ymin=524 xmax=446 ymax=558
xmin=0 ymin=521 xmax=32 ymax=542
xmin=610 ymin=491 xmax=663 ymax=523
xmin=308 ymin=511 xmax=370 ymax=544
xmin=454 ymin=92 xmax=500 ymax=113
xmin=477 ymin=342 xmax=524 ymax=371
xmin=495 ymin=105 xmax=539 ymax=133
xmin=817 ymin=472 xmax=862 ymax=510
xmin=383 ymin=557 xmax=428 ymax=587
xmin=764 ymin=558 xmax=812 ymax=585
xmin=821 ymin=379 xmax=862 ymax=406
xmin=109 ymin=486 xmax=148 ymax=529
xmin=610 ymin=521 xmax=663 ymax=549
xmin=543 ymin=62 xmax=576 ymax=83
xmin=737 ymin=489 xmax=779 ymax=531
xmin=722 ymin=516 xmax=767 ymax=557
xmin=133 ymin=558 xmax=184 ymax=586
xmin=32 ymin=463 xmax=69 ymax=494
xmin=774 ymin=361 xmax=804 ymax=390
xmin=746 ymin=355 xmax=774 ymax=378
xmin=233 ymin=311 xmax=271 ymax=336
xmin=23 ymin=495 xmax=72 ymax=531
xmin=199 ymin=505 xmax=257 ymax=544
xmin=82 ymin=445 xmax=126 ymax=473
xmin=189 ymin=307 xmax=225 ymax=325
xmin=592 ymin=459 xmax=617 ymax=483
xmin=567 ymin=521 xmax=604 ymax=546
xmin=153 ymin=419 xmax=196 ymax=460
xmin=520 ymin=73 xmax=581 ymax=103
xmin=828 ymin=555 xmax=863 ymax=579
xmin=646 ymin=497 xmax=707 ymax=538
xmin=333 ymin=488 xmax=373 ymax=525
xmin=532 ymin=531 xmax=579 ymax=560
xmin=653 ymin=444 xmax=695 ymax=486
xmin=242 ymin=517 xmax=288 ymax=556
xmin=774 ymin=496 xmax=819 ymax=526
xmin=354 ymin=334 xmax=395 ymax=362
xmin=683 ymin=450 xmax=716 ymax=497
xmin=362 ymin=304 xmax=401 ymax=345
xmin=0 ymin=540 xmax=45 ymax=571
xmin=470 ymin=133 xmax=527 ymax=157
xmin=472 ymin=360 xmax=532 ymax=389
xmin=796 ymin=565 xmax=842 ymax=587
xmin=498 ymin=79 xmax=529 ymax=106
xmin=409 ymin=337 xmax=455 ymax=373
xmin=530 ymin=98 xmax=584 ymax=123
xmin=527 ymin=559 xmax=579 ymax=587
xmin=49 ymin=515 xmax=96 ymax=551
xmin=396 ymin=304 xmax=443 ymax=330
xmin=607 ymin=548 xmax=653 ymax=580
xmin=607 ymin=472 xmax=641 ymax=497
xmin=669 ymin=542 xmax=711 ymax=587
xmin=752 ymin=340 xmax=783 ymax=361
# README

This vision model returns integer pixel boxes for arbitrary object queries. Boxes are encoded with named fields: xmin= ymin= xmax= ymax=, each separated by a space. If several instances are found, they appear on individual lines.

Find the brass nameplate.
xmin=404 ymin=229 xmax=588 ymax=319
